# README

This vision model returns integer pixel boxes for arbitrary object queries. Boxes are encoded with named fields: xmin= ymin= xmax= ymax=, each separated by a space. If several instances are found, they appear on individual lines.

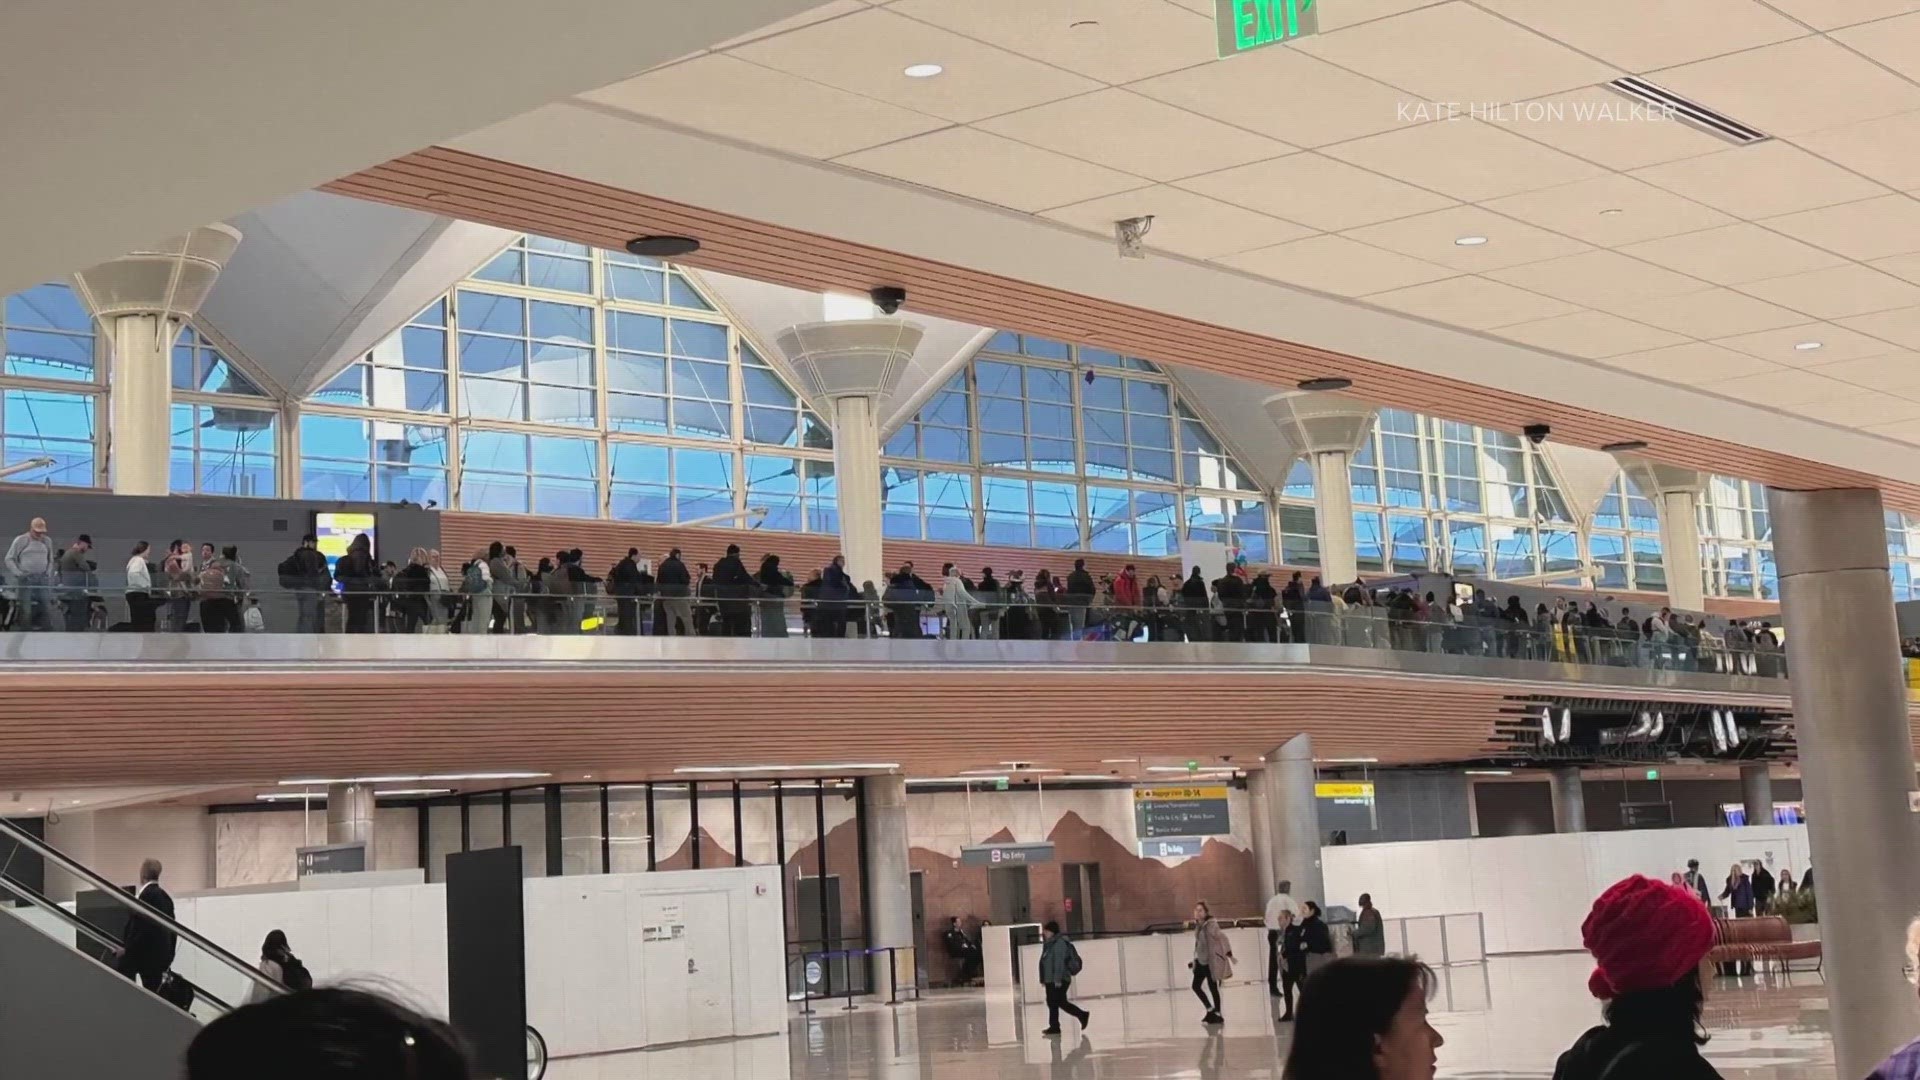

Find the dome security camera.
xmin=1523 ymin=423 xmax=1551 ymax=445
xmin=870 ymin=286 xmax=907 ymax=315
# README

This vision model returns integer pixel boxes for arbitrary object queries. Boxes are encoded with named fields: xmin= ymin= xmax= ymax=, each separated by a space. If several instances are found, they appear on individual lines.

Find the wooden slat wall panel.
xmin=322 ymin=149 xmax=1920 ymax=513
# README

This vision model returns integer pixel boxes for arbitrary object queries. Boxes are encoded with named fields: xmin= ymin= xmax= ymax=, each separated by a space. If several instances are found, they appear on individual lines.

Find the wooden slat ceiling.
xmin=323 ymin=148 xmax=1920 ymax=515
xmin=0 ymin=659 xmax=1813 ymax=787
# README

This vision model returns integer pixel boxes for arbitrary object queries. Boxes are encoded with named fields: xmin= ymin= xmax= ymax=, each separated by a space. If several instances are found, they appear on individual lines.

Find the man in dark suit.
xmin=712 ymin=543 xmax=755 ymax=637
xmin=115 ymin=858 xmax=177 ymax=993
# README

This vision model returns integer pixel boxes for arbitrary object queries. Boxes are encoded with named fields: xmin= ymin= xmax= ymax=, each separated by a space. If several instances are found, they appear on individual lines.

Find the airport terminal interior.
xmin=14 ymin=2 xmax=1920 ymax=1078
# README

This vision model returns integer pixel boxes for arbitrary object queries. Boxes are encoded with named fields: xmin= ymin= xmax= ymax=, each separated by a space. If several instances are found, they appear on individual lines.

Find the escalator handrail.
xmin=0 ymin=817 xmax=286 ymax=1000
xmin=0 ymin=870 xmax=237 ymax=1013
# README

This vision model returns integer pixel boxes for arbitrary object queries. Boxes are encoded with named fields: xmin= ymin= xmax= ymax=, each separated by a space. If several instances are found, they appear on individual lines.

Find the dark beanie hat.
xmin=1581 ymin=875 xmax=1716 ymax=999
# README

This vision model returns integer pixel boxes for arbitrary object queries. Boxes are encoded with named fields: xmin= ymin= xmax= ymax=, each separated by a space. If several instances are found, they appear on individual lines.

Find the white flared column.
xmin=1771 ymin=486 xmax=1920 ymax=1077
xmin=1549 ymin=767 xmax=1586 ymax=833
xmin=71 ymin=224 xmax=242 ymax=495
xmin=1247 ymin=733 xmax=1324 ymax=908
xmin=1265 ymin=392 xmax=1376 ymax=586
xmin=776 ymin=319 xmax=922 ymax=591
xmin=1614 ymin=455 xmax=1706 ymax=611
xmin=325 ymin=783 xmax=377 ymax=867
xmin=861 ymin=774 xmax=913 ymax=1000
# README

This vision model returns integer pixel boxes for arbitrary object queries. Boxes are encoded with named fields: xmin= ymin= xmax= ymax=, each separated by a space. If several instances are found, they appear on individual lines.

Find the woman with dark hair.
xmin=247 ymin=929 xmax=310 ymax=1003
xmin=1552 ymin=875 xmax=1721 ymax=1079
xmin=189 ymin=987 xmax=471 ymax=1080
xmin=1189 ymin=900 xmax=1235 ymax=1026
xmin=1282 ymin=955 xmax=1442 ymax=1080
xmin=757 ymin=553 xmax=792 ymax=638
xmin=1300 ymin=900 xmax=1336 ymax=977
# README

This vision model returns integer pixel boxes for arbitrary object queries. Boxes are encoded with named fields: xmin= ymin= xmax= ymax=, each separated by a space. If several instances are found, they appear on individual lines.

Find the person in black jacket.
xmin=1247 ymin=572 xmax=1279 ymax=643
xmin=280 ymin=535 xmax=331 ymax=634
xmin=394 ymin=548 xmax=433 ymax=633
xmin=608 ymin=548 xmax=644 ymax=636
xmin=1178 ymin=567 xmax=1210 ymax=642
xmin=818 ymin=555 xmax=854 ymax=638
xmin=712 ymin=544 xmax=754 ymax=637
xmin=333 ymin=534 xmax=376 ymax=634
xmin=886 ymin=562 xmax=930 ymax=639
xmin=757 ymin=553 xmax=792 ymax=638
xmin=656 ymin=548 xmax=691 ymax=636
xmin=115 ymin=858 xmax=177 ymax=993
xmin=1063 ymin=558 xmax=1096 ymax=637
xmin=799 ymin=570 xmax=823 ymax=636
xmin=1212 ymin=568 xmax=1247 ymax=642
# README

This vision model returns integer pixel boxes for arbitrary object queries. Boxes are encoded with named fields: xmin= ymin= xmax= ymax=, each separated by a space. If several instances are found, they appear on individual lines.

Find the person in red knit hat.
xmin=1552 ymin=875 xmax=1722 ymax=1080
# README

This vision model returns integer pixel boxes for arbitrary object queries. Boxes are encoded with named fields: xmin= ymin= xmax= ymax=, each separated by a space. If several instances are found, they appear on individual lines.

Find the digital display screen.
xmin=314 ymin=512 xmax=375 ymax=591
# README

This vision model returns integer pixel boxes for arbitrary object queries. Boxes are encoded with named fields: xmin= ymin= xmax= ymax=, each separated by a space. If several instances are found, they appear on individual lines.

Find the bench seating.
xmin=1706 ymin=916 xmax=1821 ymax=974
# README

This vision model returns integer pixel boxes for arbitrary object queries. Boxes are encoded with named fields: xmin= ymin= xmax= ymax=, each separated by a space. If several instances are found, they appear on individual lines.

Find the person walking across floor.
xmin=124 ymin=540 xmax=156 ymax=631
xmin=1264 ymin=879 xmax=1300 ymax=1006
xmin=1720 ymin=862 xmax=1753 ymax=917
xmin=5 ymin=516 xmax=55 ymax=631
xmin=1190 ymin=900 xmax=1235 ymax=1026
xmin=114 ymin=858 xmax=177 ymax=994
xmin=1300 ymin=900 xmax=1335 ymax=979
xmin=1749 ymin=860 xmax=1776 ymax=913
xmin=1037 ymin=920 xmax=1091 ymax=1036
xmin=1551 ymin=875 xmax=1720 ymax=1080
xmin=1353 ymin=893 xmax=1387 ymax=956
xmin=1681 ymin=858 xmax=1712 ymax=904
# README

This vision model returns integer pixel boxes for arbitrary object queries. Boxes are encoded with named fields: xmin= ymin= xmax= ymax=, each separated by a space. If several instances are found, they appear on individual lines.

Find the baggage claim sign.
xmin=1134 ymin=785 xmax=1232 ymax=858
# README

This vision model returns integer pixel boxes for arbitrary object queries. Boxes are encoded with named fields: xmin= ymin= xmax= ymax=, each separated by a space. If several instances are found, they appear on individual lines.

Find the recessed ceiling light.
xmin=1297 ymin=377 xmax=1353 ymax=392
xmin=1599 ymin=208 xmax=1624 ymax=216
xmin=1464 ymin=769 xmax=1514 ymax=776
xmin=279 ymin=771 xmax=550 ymax=785
xmin=626 ymin=236 xmax=700 ymax=258
xmin=1794 ymin=340 xmax=1823 ymax=351
xmin=903 ymin=63 xmax=944 ymax=78
xmin=1601 ymin=440 xmax=1649 ymax=453
xmin=1454 ymin=235 xmax=1488 ymax=247
xmin=673 ymin=763 xmax=899 ymax=775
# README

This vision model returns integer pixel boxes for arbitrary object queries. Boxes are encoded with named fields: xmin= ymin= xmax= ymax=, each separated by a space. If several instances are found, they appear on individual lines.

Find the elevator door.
xmin=1062 ymin=862 xmax=1106 ymax=935
xmin=988 ymin=866 xmax=1031 ymax=925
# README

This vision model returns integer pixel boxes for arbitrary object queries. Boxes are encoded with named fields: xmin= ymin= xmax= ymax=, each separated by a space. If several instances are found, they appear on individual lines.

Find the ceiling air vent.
xmin=1605 ymin=76 xmax=1769 ymax=145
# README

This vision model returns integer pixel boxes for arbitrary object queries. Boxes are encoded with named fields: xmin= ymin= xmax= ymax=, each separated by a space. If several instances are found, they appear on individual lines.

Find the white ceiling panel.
xmin=1631 ymin=141 xmax=1891 ymax=220
xmin=1810 ymin=352 xmax=1920 ymax=392
xmin=1297 ymin=2 xmax=1617 ymax=103
xmin=1341 ymin=205 xmax=1590 ymax=272
xmin=1128 ymin=46 xmax=1419 ymax=148
xmin=1321 ymin=118 xmax=1603 ymax=202
xmin=1492 ymin=310 xmax=1689 ymax=359
xmin=1218 ymin=235 xmax=1456 ymax=297
xmin=977 ymin=89 xmax=1293 ymax=183
xmin=1714 ymin=324 xmax=1901 ymax=366
xmin=1739 ymin=264 xmax=1920 ymax=320
xmin=1596 ymin=288 xmax=1810 ymax=339
xmin=1363 ymin=276 xmax=1580 ymax=329
xmin=1176 ymin=153 xmax=1455 ymax=231
xmin=1597 ymin=343 xmax=1784 ymax=385
xmin=1650 ymin=37 xmax=1920 ymax=137
xmin=1477 ymin=0 xmax=1805 ymax=72
xmin=1841 ymin=306 xmax=1920 ymax=349
xmin=1795 ymin=391 xmax=1920 ymax=426
xmin=712 ymin=0 xmax=868 ymax=49
xmin=728 ymin=6 xmax=1099 ymax=123
xmin=1795 ymin=111 xmax=1920 ymax=192
xmin=580 ymin=55 xmax=946 ymax=159
xmin=1617 ymin=224 xmax=1848 ymax=286
xmin=1040 ymin=186 xmax=1314 ymax=259
xmin=1759 ymin=0 xmax=1920 ymax=30
xmin=1482 ymin=175 xmax=1734 ymax=246
xmin=1486 ymin=250 xmax=1710 ymax=308
xmin=889 ymin=0 xmax=1217 ymax=84
xmin=835 ymin=127 xmax=1145 ymax=212
xmin=1487 ymin=86 xmax=1730 ymax=172
xmin=1701 ymin=368 xmax=1867 ymax=406
xmin=1830 ymin=11 xmax=1920 ymax=81
xmin=1764 ymin=195 xmax=1920 ymax=261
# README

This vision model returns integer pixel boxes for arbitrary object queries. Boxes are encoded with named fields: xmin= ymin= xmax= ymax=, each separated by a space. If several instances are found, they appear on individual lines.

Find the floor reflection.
xmin=545 ymin=953 xmax=1838 ymax=1079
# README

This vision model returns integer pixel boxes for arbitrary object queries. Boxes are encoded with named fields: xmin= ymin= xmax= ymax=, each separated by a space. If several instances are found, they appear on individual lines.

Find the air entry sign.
xmin=1216 ymin=0 xmax=1319 ymax=57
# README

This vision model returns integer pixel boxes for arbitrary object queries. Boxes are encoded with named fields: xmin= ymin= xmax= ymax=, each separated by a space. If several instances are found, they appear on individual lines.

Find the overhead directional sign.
xmin=1135 ymin=785 xmax=1232 ymax=838
xmin=1140 ymin=837 xmax=1207 ymax=859
xmin=1216 ymin=0 xmax=1319 ymax=58
xmin=960 ymin=842 xmax=1055 ymax=867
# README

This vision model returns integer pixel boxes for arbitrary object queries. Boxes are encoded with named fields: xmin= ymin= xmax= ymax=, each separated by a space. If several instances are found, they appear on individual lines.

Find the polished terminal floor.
xmin=547 ymin=953 xmax=1838 ymax=1078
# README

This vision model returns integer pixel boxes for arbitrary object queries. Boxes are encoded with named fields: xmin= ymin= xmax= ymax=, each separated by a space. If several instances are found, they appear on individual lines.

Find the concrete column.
xmin=325 ymin=783 xmax=376 ymax=866
xmin=1740 ymin=764 xmax=1774 ymax=827
xmin=776 ymin=320 xmax=922 ymax=592
xmin=861 ymin=773 xmax=913 ymax=1001
xmin=1264 ymin=393 xmax=1376 ymax=587
xmin=69 ymin=224 xmax=242 ymax=495
xmin=1548 ymin=767 xmax=1587 ymax=833
xmin=1613 ymin=455 xmax=1706 ymax=612
xmin=1771 ymin=486 xmax=1920 ymax=1078
xmin=1248 ymin=733 xmax=1324 ymax=907
xmin=830 ymin=394 xmax=884 ymax=590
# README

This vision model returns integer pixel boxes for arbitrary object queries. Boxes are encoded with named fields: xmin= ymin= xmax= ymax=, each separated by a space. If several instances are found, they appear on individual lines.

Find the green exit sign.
xmin=1646 ymin=769 xmax=1660 ymax=781
xmin=1216 ymin=0 xmax=1319 ymax=57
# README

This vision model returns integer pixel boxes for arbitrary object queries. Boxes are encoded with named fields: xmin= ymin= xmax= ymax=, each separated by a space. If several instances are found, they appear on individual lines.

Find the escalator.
xmin=0 ymin=816 xmax=285 ymax=1080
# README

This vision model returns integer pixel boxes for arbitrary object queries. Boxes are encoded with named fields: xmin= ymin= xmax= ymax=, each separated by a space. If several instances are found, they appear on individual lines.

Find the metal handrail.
xmin=0 ymin=872 xmax=237 ymax=1013
xmin=0 ymin=817 xmax=285 ymax=1000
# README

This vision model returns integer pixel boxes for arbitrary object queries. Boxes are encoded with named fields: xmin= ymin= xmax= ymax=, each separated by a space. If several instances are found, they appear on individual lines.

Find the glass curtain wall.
xmin=0 ymin=283 xmax=102 ymax=486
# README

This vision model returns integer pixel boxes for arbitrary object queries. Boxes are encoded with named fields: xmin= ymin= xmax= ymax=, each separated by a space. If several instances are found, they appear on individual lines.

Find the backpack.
xmin=1065 ymin=942 xmax=1083 ymax=977
xmin=198 ymin=563 xmax=229 ymax=599
xmin=277 ymin=554 xmax=301 ymax=590
xmin=278 ymin=955 xmax=314 ymax=991
xmin=462 ymin=562 xmax=487 ymax=594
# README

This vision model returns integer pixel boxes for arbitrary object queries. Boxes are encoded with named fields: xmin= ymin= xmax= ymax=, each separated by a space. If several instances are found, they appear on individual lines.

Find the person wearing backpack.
xmin=1037 ymin=920 xmax=1090 ymax=1035
xmin=248 ymin=929 xmax=311 ymax=1004
xmin=198 ymin=549 xmax=239 ymax=632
